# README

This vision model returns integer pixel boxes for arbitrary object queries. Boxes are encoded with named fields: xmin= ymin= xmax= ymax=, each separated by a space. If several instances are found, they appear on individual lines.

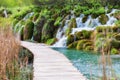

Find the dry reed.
xmin=0 ymin=26 xmax=20 ymax=80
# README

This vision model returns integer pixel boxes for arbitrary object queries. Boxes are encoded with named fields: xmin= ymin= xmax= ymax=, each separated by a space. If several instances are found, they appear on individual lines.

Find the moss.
xmin=76 ymin=40 xmax=89 ymax=50
xmin=33 ymin=16 xmax=45 ymax=42
xmin=75 ymin=31 xmax=83 ymax=40
xmin=23 ymin=20 xmax=34 ymax=40
xmin=114 ymin=11 xmax=120 ymax=20
xmin=67 ymin=41 xmax=78 ymax=49
xmin=41 ymin=20 xmax=56 ymax=42
xmin=32 ymin=13 xmax=39 ymax=22
xmin=81 ymin=30 xmax=92 ymax=39
xmin=83 ymin=41 xmax=93 ymax=49
xmin=99 ymin=14 xmax=108 ymax=25
xmin=82 ymin=16 xmax=88 ymax=23
xmin=66 ymin=18 xmax=77 ymax=35
xmin=114 ymin=33 xmax=120 ymax=41
xmin=110 ymin=40 xmax=120 ymax=49
xmin=111 ymin=48 xmax=119 ymax=54
xmin=96 ymin=33 xmax=104 ymax=39
xmin=67 ymin=34 xmax=74 ymax=46
xmin=115 ymin=20 xmax=120 ymax=27
xmin=112 ymin=26 xmax=120 ymax=32
xmin=85 ymin=46 xmax=94 ymax=51
xmin=96 ymin=26 xmax=104 ymax=32
xmin=46 ymin=38 xmax=57 ymax=45
xmin=54 ymin=17 xmax=62 ymax=26
xmin=12 ymin=19 xmax=19 ymax=28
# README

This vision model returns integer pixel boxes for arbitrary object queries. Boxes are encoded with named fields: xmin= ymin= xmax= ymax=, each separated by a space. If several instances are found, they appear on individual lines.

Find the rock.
xmin=68 ymin=41 xmax=78 ymax=49
xmin=33 ymin=16 xmax=45 ymax=42
xmin=32 ymin=13 xmax=39 ymax=22
xmin=67 ymin=34 xmax=75 ymax=46
xmin=99 ymin=14 xmax=109 ymax=24
xmin=82 ymin=15 xmax=88 ymax=23
xmin=81 ymin=30 xmax=92 ymax=39
xmin=66 ymin=18 xmax=77 ymax=35
xmin=23 ymin=20 xmax=34 ymax=40
xmin=110 ymin=40 xmax=120 ymax=49
xmin=76 ymin=40 xmax=89 ymax=50
xmin=75 ymin=31 xmax=83 ymax=40
xmin=114 ymin=11 xmax=120 ymax=20
xmin=41 ymin=19 xmax=55 ymax=42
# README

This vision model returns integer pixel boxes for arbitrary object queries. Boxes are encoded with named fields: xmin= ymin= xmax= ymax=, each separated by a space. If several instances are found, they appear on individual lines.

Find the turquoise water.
xmin=53 ymin=48 xmax=120 ymax=80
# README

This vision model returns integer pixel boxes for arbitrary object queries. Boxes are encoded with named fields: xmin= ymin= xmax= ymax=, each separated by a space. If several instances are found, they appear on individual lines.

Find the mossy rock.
xmin=110 ymin=40 xmax=120 ymax=49
xmin=83 ymin=41 xmax=93 ymax=49
xmin=23 ymin=20 xmax=34 ymax=40
xmin=75 ymin=31 xmax=83 ymax=40
xmin=67 ymin=34 xmax=74 ymax=46
xmin=99 ymin=14 xmax=109 ymax=24
xmin=111 ymin=48 xmax=119 ymax=54
xmin=68 ymin=41 xmax=78 ymax=49
xmin=115 ymin=20 xmax=120 ymax=28
xmin=66 ymin=18 xmax=77 ymax=35
xmin=96 ymin=33 xmax=105 ymax=39
xmin=81 ymin=30 xmax=92 ymax=39
xmin=82 ymin=15 xmax=88 ymax=23
xmin=33 ymin=13 xmax=39 ymax=22
xmin=114 ymin=33 xmax=120 ymax=41
xmin=12 ymin=19 xmax=19 ymax=29
xmin=114 ymin=11 xmax=120 ymax=20
xmin=33 ymin=16 xmax=45 ymax=42
xmin=112 ymin=26 xmax=120 ymax=32
xmin=85 ymin=46 xmax=94 ymax=51
xmin=76 ymin=40 xmax=89 ymax=50
xmin=46 ymin=38 xmax=57 ymax=45
xmin=42 ymin=20 xmax=55 ymax=42
xmin=13 ymin=20 xmax=25 ymax=33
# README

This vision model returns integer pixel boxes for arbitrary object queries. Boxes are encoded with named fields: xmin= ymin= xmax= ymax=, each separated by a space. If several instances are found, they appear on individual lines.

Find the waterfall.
xmin=3 ymin=10 xmax=8 ymax=18
xmin=53 ymin=9 xmax=118 ymax=47
xmin=52 ymin=20 xmax=70 ymax=47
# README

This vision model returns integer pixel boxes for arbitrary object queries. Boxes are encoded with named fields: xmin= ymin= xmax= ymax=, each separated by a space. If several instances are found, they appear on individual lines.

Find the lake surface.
xmin=53 ymin=48 xmax=120 ymax=80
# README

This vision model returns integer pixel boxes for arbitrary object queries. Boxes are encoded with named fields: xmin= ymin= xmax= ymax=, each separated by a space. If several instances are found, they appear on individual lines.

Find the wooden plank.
xmin=21 ymin=41 xmax=87 ymax=80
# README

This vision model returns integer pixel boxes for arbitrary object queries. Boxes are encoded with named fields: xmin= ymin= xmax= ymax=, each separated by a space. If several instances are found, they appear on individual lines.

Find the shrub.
xmin=111 ymin=48 xmax=119 ymax=54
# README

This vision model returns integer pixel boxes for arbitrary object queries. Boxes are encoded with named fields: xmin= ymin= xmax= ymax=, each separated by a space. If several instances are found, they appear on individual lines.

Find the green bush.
xmin=111 ymin=48 xmax=119 ymax=54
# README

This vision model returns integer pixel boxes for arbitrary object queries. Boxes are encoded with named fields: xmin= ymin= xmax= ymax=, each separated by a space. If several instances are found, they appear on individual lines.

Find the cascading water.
xmin=53 ymin=9 xmax=118 ymax=47
xmin=53 ymin=20 xmax=70 ymax=47
xmin=3 ymin=10 xmax=8 ymax=18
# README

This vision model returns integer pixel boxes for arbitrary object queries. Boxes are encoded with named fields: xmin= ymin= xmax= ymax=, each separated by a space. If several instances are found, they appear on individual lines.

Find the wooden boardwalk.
xmin=21 ymin=41 xmax=86 ymax=80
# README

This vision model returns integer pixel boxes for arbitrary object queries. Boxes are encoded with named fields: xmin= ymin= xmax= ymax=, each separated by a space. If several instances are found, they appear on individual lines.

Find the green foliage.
xmin=0 ymin=0 xmax=33 ymax=7
xmin=111 ymin=48 xmax=119 ymax=54
xmin=81 ymin=30 xmax=92 ymax=39
xmin=23 ymin=20 xmax=34 ymax=40
xmin=76 ymin=40 xmax=89 ymax=50
xmin=115 ymin=20 xmax=120 ymax=27
xmin=67 ymin=34 xmax=74 ymax=45
xmin=46 ymin=38 xmax=57 ymax=45
xmin=54 ymin=17 xmax=62 ymax=26
xmin=111 ymin=40 xmax=120 ymax=49
xmin=68 ymin=41 xmax=78 ymax=49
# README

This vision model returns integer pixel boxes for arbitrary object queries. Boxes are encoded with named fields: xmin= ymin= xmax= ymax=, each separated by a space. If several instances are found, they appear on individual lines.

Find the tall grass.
xmin=0 ymin=27 xmax=20 ymax=80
